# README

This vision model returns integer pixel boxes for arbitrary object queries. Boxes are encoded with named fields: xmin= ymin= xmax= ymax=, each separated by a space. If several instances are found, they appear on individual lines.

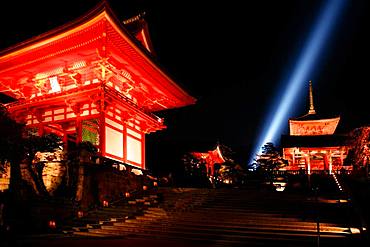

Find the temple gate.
xmin=0 ymin=2 xmax=195 ymax=172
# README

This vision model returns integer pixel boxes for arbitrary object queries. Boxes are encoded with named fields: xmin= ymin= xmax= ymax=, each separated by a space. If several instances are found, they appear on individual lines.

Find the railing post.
xmin=315 ymin=186 xmax=320 ymax=247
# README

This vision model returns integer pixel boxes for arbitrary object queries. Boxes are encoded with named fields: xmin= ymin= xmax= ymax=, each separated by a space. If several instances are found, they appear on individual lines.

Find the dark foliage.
xmin=0 ymin=105 xmax=24 ymax=165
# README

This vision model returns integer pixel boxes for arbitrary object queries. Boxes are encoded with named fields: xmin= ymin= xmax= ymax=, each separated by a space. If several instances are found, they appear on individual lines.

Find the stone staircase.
xmin=6 ymin=196 xmax=77 ymax=235
xmin=63 ymin=193 xmax=159 ymax=235
xmin=68 ymin=186 xmax=359 ymax=246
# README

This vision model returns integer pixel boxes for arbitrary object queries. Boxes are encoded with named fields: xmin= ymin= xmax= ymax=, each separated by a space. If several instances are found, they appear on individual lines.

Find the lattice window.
xmin=82 ymin=118 xmax=100 ymax=145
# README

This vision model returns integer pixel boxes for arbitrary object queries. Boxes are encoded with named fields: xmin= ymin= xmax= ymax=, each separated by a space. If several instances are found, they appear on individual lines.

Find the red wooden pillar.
xmin=123 ymin=125 xmax=127 ymax=164
xmin=324 ymin=154 xmax=329 ymax=172
xmin=141 ymin=134 xmax=145 ymax=170
xmin=99 ymin=98 xmax=106 ymax=157
xmin=305 ymin=153 xmax=311 ymax=175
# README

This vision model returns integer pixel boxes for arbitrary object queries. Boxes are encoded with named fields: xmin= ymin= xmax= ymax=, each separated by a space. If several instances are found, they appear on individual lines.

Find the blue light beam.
xmin=250 ymin=0 xmax=346 ymax=164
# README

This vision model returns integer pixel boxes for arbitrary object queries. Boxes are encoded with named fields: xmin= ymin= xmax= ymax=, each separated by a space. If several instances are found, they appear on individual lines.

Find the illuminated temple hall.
xmin=281 ymin=81 xmax=349 ymax=174
xmin=0 ymin=2 xmax=195 ymax=170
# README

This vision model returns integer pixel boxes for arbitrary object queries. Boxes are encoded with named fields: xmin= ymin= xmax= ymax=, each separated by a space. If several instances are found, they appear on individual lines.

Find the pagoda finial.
xmin=308 ymin=80 xmax=316 ymax=114
xmin=123 ymin=12 xmax=146 ymax=25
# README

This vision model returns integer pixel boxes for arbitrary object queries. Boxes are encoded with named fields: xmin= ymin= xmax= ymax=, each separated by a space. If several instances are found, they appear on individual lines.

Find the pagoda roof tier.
xmin=0 ymin=2 xmax=195 ymax=111
xmin=281 ymin=134 xmax=348 ymax=148
xmin=289 ymin=116 xmax=340 ymax=136
xmin=290 ymin=112 xmax=340 ymax=121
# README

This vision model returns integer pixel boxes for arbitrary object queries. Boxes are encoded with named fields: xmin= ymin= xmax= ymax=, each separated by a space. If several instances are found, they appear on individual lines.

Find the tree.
xmin=1 ymin=105 xmax=66 ymax=196
xmin=344 ymin=126 xmax=370 ymax=175
xmin=213 ymin=144 xmax=247 ymax=187
xmin=66 ymin=141 xmax=98 ymax=198
xmin=0 ymin=104 xmax=24 ymax=194
xmin=67 ymin=141 xmax=97 ymax=164
xmin=23 ymin=132 xmax=63 ymax=195
xmin=255 ymin=142 xmax=287 ymax=180
xmin=218 ymin=144 xmax=234 ymax=163
xmin=181 ymin=153 xmax=209 ymax=187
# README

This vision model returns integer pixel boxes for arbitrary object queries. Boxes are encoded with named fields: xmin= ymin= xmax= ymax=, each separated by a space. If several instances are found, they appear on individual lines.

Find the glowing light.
xmin=127 ymin=135 xmax=142 ymax=164
xmin=49 ymin=76 xmax=61 ymax=93
xmin=250 ymin=0 xmax=346 ymax=164
xmin=105 ymin=126 xmax=124 ymax=158
xmin=35 ymin=67 xmax=63 ymax=80
xmin=71 ymin=60 xmax=87 ymax=70
xmin=77 ymin=210 xmax=84 ymax=218
xmin=273 ymin=182 xmax=287 ymax=192
xmin=48 ymin=220 xmax=56 ymax=229
xmin=350 ymin=228 xmax=361 ymax=234
xmin=131 ymin=168 xmax=143 ymax=176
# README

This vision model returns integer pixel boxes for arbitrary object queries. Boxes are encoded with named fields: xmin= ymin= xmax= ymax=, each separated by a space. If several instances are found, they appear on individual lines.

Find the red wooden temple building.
xmin=281 ymin=81 xmax=349 ymax=174
xmin=0 ymin=2 xmax=195 ymax=170
xmin=191 ymin=145 xmax=226 ymax=177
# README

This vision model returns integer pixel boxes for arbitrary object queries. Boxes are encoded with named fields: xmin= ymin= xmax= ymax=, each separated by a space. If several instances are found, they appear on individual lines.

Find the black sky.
xmin=0 ymin=0 xmax=369 ymax=174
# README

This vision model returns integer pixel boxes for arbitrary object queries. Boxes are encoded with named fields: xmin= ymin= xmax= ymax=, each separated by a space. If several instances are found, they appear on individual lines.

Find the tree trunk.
xmin=9 ymin=161 xmax=22 ymax=198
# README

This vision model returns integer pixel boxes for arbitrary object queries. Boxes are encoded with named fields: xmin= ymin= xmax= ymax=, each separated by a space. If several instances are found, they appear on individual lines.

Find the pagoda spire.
xmin=308 ymin=80 xmax=316 ymax=114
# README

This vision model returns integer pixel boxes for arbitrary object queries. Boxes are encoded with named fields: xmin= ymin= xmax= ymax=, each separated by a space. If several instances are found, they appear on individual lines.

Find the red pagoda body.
xmin=281 ymin=81 xmax=349 ymax=174
xmin=0 ymin=3 xmax=195 ymax=170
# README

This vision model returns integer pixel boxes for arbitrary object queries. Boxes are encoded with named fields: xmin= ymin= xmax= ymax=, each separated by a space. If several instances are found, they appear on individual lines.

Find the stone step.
xmin=69 ymin=187 xmax=353 ymax=247
xmin=74 ymin=231 xmax=114 ymax=237
xmin=151 ymin=217 xmax=347 ymax=230
xmin=91 ymin=224 xmax=348 ymax=240
xmin=166 ymin=212 xmax=309 ymax=222
xmin=72 ymin=226 xmax=89 ymax=232
xmin=98 ymin=220 xmax=114 ymax=226
xmin=145 ymin=207 xmax=165 ymax=212
xmin=86 ymin=223 xmax=101 ymax=229
xmin=119 ymin=231 xmax=320 ymax=247
xmin=110 ymin=217 xmax=126 ymax=222
xmin=142 ymin=210 xmax=167 ymax=216
xmin=168 ymin=214 xmax=343 ymax=226
xmin=104 ymin=218 xmax=349 ymax=236
xmin=135 ymin=214 xmax=166 ymax=220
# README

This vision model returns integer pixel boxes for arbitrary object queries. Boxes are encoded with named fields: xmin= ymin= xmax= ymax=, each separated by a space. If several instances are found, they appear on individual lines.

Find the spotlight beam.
xmin=250 ymin=0 xmax=347 ymax=164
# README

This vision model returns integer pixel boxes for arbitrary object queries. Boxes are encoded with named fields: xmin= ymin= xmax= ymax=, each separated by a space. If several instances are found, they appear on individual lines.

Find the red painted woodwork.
xmin=0 ymin=2 xmax=195 ymax=169
xmin=281 ymin=82 xmax=348 ymax=173
xmin=191 ymin=145 xmax=226 ymax=176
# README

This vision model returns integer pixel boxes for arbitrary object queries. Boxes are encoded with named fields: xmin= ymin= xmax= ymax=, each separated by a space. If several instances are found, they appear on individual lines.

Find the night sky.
xmin=0 ymin=1 xmax=369 ymax=174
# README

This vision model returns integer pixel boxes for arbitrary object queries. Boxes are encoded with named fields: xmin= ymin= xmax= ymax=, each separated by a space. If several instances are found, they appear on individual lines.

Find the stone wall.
xmin=42 ymin=161 xmax=66 ymax=195
xmin=75 ymin=163 xmax=145 ymax=210
xmin=7 ymin=155 xmax=151 ymax=209
xmin=0 ymin=161 xmax=10 ymax=192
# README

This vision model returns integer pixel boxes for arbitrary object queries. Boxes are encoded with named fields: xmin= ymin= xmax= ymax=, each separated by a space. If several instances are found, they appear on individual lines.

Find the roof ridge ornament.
xmin=308 ymin=80 xmax=316 ymax=115
xmin=123 ymin=12 xmax=146 ymax=25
